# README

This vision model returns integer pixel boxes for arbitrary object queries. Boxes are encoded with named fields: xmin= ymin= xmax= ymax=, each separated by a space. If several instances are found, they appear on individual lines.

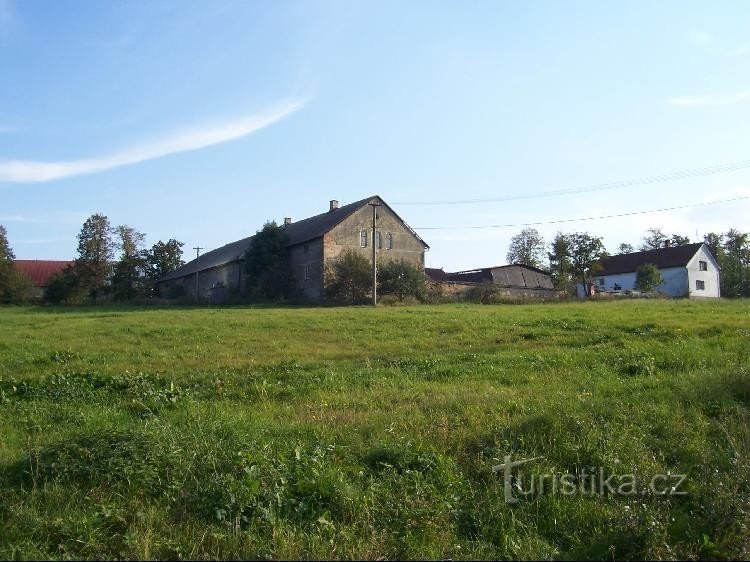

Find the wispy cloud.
xmin=690 ymin=31 xmax=750 ymax=56
xmin=0 ymin=212 xmax=86 ymax=224
xmin=0 ymin=99 xmax=305 ymax=183
xmin=667 ymin=89 xmax=750 ymax=108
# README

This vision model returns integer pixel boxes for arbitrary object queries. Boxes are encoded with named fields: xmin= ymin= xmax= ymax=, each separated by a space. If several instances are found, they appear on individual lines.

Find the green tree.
xmin=378 ymin=259 xmax=424 ymax=301
xmin=669 ymin=234 xmax=691 ymax=247
xmin=617 ymin=242 xmax=635 ymax=254
xmin=0 ymin=225 xmax=31 ymax=303
xmin=722 ymin=229 xmax=750 ymax=298
xmin=75 ymin=213 xmax=114 ymax=301
xmin=635 ymin=263 xmax=663 ymax=293
xmin=325 ymin=250 xmax=371 ymax=304
xmin=144 ymin=239 xmax=184 ymax=290
xmin=640 ymin=228 xmax=669 ymax=251
xmin=244 ymin=221 xmax=294 ymax=300
xmin=45 ymin=266 xmax=87 ymax=304
xmin=640 ymin=228 xmax=691 ymax=250
xmin=703 ymin=232 xmax=725 ymax=264
xmin=112 ymin=225 xmax=147 ymax=301
xmin=506 ymin=228 xmax=546 ymax=269
xmin=568 ymin=232 xmax=606 ymax=298
xmin=547 ymin=232 xmax=573 ymax=292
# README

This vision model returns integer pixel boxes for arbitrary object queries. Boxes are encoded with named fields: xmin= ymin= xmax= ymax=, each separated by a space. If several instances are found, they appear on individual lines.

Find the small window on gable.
xmin=375 ymin=231 xmax=382 ymax=249
xmin=386 ymin=232 xmax=393 ymax=250
xmin=304 ymin=243 xmax=310 ymax=253
xmin=360 ymin=230 xmax=368 ymax=247
xmin=696 ymin=280 xmax=705 ymax=290
xmin=304 ymin=264 xmax=311 ymax=280
xmin=699 ymin=261 xmax=708 ymax=271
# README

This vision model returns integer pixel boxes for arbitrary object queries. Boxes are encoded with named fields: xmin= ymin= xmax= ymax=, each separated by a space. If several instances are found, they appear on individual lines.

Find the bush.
xmin=0 ymin=263 xmax=32 ymax=304
xmin=635 ymin=263 xmax=663 ymax=293
xmin=45 ymin=266 xmax=88 ymax=305
xmin=378 ymin=259 xmax=424 ymax=301
xmin=325 ymin=250 xmax=371 ymax=304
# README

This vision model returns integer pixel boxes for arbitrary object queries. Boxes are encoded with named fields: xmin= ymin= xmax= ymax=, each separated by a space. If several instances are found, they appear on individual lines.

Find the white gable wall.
xmin=686 ymin=245 xmax=721 ymax=298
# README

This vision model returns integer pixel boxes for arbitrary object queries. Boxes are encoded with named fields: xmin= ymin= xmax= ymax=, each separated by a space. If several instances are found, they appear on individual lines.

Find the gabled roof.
xmin=425 ymin=267 xmax=449 ymax=282
xmin=594 ymin=243 xmax=705 ymax=276
xmin=14 ymin=260 xmax=73 ymax=287
xmin=159 ymin=195 xmax=428 ymax=283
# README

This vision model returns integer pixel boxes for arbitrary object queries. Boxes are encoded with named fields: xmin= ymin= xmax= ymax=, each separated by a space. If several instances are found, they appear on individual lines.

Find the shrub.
xmin=635 ymin=263 xmax=663 ymax=293
xmin=378 ymin=259 xmax=424 ymax=301
xmin=325 ymin=250 xmax=371 ymax=304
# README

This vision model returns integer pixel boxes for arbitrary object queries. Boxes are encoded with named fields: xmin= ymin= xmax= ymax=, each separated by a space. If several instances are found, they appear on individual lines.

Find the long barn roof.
xmin=594 ymin=242 xmax=705 ymax=276
xmin=159 ymin=195 xmax=428 ymax=282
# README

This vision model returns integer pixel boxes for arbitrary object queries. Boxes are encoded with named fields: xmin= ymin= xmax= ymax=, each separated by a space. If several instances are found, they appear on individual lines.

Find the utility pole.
xmin=193 ymin=246 xmax=203 ymax=302
xmin=368 ymin=201 xmax=381 ymax=306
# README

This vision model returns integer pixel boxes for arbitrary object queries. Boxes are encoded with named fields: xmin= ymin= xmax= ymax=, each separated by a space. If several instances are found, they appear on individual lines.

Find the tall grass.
xmin=0 ymin=300 xmax=748 ymax=559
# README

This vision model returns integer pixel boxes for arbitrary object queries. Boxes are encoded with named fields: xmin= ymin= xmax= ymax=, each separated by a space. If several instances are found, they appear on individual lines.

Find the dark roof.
xmin=594 ymin=243 xmax=705 ymax=276
xmin=425 ymin=267 xmax=449 ymax=282
xmin=431 ymin=263 xmax=554 ymax=289
xmin=14 ymin=260 xmax=73 ymax=287
xmin=160 ymin=195 xmax=428 ymax=283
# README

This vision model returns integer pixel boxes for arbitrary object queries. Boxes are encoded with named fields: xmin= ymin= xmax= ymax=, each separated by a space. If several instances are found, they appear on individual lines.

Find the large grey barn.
xmin=158 ymin=196 xmax=429 ymax=301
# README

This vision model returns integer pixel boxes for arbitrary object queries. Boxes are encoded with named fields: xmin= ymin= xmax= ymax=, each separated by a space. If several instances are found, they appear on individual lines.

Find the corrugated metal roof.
xmin=14 ymin=260 xmax=73 ymax=287
xmin=159 ymin=195 xmax=429 ymax=283
xmin=595 ymin=243 xmax=705 ymax=276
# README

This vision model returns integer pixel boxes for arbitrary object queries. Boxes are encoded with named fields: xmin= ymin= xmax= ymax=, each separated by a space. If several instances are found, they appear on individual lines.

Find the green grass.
xmin=0 ymin=300 xmax=749 ymax=560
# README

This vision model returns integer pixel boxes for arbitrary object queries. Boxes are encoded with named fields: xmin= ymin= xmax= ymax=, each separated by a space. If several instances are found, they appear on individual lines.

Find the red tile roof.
xmin=14 ymin=260 xmax=74 ymax=287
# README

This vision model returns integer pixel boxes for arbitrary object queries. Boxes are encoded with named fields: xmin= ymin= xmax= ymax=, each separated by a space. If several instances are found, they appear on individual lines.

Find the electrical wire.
xmin=394 ymin=159 xmax=750 ymax=205
xmin=414 ymin=195 xmax=750 ymax=230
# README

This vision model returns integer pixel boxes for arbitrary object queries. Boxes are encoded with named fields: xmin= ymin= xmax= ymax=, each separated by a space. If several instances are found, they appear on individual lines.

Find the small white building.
xmin=579 ymin=243 xmax=721 ymax=298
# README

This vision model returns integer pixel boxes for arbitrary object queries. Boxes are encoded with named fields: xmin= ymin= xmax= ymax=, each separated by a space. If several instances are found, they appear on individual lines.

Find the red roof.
xmin=14 ymin=260 xmax=74 ymax=287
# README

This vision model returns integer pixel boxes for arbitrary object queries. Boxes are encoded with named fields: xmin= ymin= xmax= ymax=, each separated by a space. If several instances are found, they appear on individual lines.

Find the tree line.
xmin=0 ymin=214 xmax=184 ymax=304
xmin=506 ymin=226 xmax=750 ymax=297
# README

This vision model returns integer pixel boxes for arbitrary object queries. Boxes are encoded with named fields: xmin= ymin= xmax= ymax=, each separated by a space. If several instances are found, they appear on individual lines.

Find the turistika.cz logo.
xmin=492 ymin=455 xmax=688 ymax=504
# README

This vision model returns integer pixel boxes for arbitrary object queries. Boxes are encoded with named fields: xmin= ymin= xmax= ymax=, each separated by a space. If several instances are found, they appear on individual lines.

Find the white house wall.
xmin=686 ymin=246 xmax=721 ymax=298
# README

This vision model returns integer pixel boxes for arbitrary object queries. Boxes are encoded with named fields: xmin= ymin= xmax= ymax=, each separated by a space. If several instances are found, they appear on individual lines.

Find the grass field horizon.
xmin=1 ymin=300 xmax=749 ymax=560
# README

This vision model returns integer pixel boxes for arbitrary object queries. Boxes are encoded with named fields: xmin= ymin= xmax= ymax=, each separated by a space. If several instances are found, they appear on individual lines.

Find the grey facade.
xmin=157 ymin=196 xmax=428 ymax=301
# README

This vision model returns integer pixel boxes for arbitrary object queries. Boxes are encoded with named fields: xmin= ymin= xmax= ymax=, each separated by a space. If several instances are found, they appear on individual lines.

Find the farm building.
xmin=426 ymin=263 xmax=556 ymax=298
xmin=157 ymin=196 xmax=429 ymax=302
xmin=14 ymin=260 xmax=73 ymax=299
xmin=579 ymin=242 xmax=721 ymax=298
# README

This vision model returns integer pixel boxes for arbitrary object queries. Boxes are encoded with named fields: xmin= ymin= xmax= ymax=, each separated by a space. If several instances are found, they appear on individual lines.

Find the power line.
xmin=414 ymin=195 xmax=750 ymax=230
xmin=394 ymin=158 xmax=750 ymax=205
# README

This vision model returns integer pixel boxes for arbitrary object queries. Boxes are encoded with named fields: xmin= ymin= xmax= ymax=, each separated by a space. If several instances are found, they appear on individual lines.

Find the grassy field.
xmin=0 ymin=300 xmax=749 ymax=560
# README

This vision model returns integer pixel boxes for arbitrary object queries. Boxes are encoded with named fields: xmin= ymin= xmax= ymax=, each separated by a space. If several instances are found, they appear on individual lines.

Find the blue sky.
xmin=2 ymin=0 xmax=749 ymax=270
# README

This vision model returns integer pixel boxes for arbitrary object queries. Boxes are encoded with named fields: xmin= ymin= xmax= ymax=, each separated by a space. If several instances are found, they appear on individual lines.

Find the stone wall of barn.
xmin=288 ymin=237 xmax=325 ymax=300
xmin=323 ymin=201 xmax=425 ymax=270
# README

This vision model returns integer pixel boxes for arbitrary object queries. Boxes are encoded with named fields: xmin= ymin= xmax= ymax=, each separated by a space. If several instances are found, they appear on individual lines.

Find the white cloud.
xmin=667 ymin=89 xmax=750 ymax=108
xmin=0 ymin=99 xmax=305 ymax=183
xmin=692 ymin=31 xmax=712 ymax=47
xmin=690 ymin=31 xmax=749 ymax=56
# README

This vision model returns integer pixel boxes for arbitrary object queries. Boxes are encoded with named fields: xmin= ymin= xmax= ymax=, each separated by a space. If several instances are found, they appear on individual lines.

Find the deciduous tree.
xmin=507 ymin=228 xmax=546 ymax=269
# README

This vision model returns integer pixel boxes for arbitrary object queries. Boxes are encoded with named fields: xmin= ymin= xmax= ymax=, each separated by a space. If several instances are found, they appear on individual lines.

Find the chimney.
xmin=329 ymin=200 xmax=339 ymax=212
xmin=283 ymin=217 xmax=292 ymax=225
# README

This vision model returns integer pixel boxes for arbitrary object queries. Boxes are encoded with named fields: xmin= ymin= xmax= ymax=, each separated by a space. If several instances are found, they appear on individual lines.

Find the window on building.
xmin=597 ymin=278 xmax=604 ymax=286
xmin=699 ymin=261 xmax=708 ymax=271
xmin=303 ymin=243 xmax=310 ymax=253
xmin=696 ymin=280 xmax=705 ymax=290
xmin=304 ymin=264 xmax=311 ymax=280
xmin=375 ymin=231 xmax=382 ymax=249
xmin=386 ymin=232 xmax=393 ymax=250
xmin=360 ymin=230 xmax=368 ymax=247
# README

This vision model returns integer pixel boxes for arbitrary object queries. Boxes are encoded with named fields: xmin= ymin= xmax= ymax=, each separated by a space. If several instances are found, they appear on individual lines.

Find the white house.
xmin=578 ymin=243 xmax=721 ymax=298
